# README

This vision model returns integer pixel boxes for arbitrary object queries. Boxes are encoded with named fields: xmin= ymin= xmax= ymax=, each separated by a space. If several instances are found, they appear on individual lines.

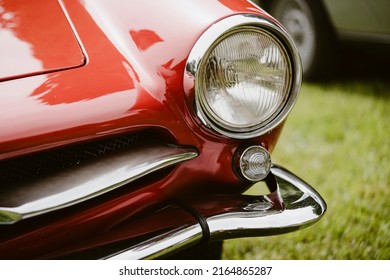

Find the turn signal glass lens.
xmin=197 ymin=28 xmax=291 ymax=135
xmin=238 ymin=145 xmax=271 ymax=182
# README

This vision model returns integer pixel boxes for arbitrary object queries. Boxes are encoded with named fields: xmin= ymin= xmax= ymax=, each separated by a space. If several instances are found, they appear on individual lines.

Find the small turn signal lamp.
xmin=234 ymin=145 xmax=271 ymax=182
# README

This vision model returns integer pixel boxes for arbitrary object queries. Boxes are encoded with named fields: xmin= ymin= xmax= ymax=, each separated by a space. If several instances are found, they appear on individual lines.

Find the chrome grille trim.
xmin=0 ymin=143 xmax=198 ymax=224
xmin=0 ymin=134 xmax=140 ymax=186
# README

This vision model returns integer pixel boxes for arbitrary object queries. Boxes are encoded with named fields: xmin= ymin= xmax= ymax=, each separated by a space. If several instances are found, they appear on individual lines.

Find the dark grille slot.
xmin=0 ymin=133 xmax=140 ymax=187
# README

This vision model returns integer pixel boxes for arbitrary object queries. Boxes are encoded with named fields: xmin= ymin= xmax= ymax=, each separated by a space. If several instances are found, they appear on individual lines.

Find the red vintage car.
xmin=0 ymin=0 xmax=326 ymax=259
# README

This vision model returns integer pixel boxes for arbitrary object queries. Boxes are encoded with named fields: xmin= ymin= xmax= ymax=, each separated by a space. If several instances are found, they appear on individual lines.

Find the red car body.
xmin=0 ymin=0 xmax=326 ymax=259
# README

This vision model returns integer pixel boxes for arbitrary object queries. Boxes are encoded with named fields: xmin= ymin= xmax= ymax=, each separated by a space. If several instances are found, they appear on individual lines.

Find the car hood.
xmin=0 ymin=0 xmax=85 ymax=82
xmin=0 ymin=0 xmax=266 ymax=160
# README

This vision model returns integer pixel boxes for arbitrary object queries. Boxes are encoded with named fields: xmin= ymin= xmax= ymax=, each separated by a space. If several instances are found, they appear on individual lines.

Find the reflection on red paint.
xmin=0 ymin=0 xmax=84 ymax=81
xmin=130 ymin=29 xmax=164 ymax=51
xmin=0 ymin=0 xmax=138 ymax=105
xmin=28 ymin=1 xmax=137 ymax=105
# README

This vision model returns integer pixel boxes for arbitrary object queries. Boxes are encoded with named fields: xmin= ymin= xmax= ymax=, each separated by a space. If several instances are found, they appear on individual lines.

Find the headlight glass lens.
xmin=197 ymin=27 xmax=291 ymax=134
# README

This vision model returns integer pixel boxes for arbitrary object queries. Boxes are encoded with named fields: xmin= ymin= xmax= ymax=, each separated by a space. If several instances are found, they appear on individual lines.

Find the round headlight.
xmin=184 ymin=15 xmax=301 ymax=139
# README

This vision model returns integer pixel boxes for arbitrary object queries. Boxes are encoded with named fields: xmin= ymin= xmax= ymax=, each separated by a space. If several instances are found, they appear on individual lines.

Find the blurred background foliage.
xmin=223 ymin=59 xmax=390 ymax=259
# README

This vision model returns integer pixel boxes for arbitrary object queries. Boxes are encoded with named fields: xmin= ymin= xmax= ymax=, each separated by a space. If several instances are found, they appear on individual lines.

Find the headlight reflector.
xmin=199 ymin=28 xmax=291 ymax=133
xmin=184 ymin=15 xmax=301 ymax=139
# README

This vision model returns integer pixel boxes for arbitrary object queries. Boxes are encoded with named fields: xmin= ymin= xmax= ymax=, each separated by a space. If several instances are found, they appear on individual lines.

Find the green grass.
xmin=223 ymin=81 xmax=390 ymax=259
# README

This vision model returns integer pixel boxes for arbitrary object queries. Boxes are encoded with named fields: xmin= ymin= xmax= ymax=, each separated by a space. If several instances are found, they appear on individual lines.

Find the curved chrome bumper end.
xmin=107 ymin=165 xmax=326 ymax=259
xmin=209 ymin=165 xmax=326 ymax=239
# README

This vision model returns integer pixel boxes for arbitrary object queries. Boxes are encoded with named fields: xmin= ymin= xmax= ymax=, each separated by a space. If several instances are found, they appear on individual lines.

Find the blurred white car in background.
xmin=257 ymin=0 xmax=390 ymax=79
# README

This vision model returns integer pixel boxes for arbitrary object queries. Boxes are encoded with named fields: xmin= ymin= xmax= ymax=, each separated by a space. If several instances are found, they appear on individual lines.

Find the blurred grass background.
xmin=223 ymin=80 xmax=390 ymax=259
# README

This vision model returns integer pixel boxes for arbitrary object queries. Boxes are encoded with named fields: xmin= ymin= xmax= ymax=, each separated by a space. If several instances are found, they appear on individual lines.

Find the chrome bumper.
xmin=106 ymin=165 xmax=326 ymax=259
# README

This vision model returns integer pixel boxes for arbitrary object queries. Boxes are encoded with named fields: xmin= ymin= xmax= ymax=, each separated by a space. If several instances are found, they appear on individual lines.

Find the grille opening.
xmin=0 ymin=133 xmax=140 ymax=188
xmin=0 ymin=129 xmax=180 ymax=189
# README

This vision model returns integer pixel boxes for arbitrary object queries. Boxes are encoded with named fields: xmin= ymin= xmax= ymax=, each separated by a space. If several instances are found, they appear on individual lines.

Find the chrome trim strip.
xmin=184 ymin=14 xmax=302 ymax=139
xmin=107 ymin=225 xmax=203 ymax=260
xmin=0 ymin=144 xmax=198 ymax=224
xmin=106 ymin=165 xmax=326 ymax=259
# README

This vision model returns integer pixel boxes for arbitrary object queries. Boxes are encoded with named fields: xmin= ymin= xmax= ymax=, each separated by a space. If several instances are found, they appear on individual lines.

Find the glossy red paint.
xmin=0 ymin=0 xmax=286 ymax=259
xmin=0 ymin=0 xmax=84 ymax=81
xmin=0 ymin=0 xmax=269 ymax=160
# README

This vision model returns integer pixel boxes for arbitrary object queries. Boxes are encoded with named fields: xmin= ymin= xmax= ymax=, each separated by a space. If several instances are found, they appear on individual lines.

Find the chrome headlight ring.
xmin=184 ymin=14 xmax=302 ymax=139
